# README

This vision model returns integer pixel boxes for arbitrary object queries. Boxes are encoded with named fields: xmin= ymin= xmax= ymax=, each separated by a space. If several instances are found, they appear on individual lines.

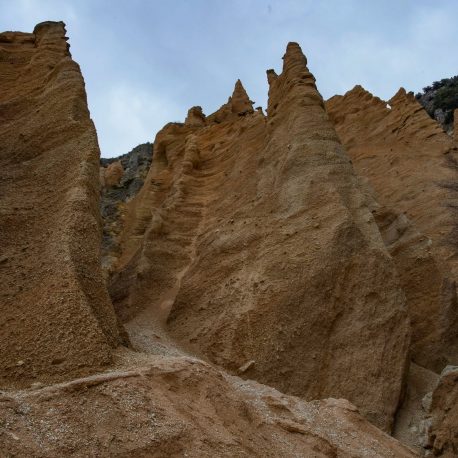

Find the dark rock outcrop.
xmin=100 ymin=142 xmax=152 ymax=272
xmin=415 ymin=76 xmax=458 ymax=135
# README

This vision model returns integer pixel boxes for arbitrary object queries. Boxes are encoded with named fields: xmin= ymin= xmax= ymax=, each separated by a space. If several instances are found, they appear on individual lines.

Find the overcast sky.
xmin=2 ymin=0 xmax=458 ymax=157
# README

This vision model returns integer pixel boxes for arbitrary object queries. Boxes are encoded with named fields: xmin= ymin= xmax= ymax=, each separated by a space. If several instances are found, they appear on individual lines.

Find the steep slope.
xmin=0 ymin=22 xmax=122 ymax=388
xmin=326 ymin=86 xmax=458 ymax=373
xmin=111 ymin=43 xmax=410 ymax=431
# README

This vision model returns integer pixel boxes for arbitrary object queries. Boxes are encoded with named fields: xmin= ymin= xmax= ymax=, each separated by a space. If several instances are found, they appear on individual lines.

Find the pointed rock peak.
xmin=282 ymin=42 xmax=308 ymax=75
xmin=207 ymin=79 xmax=254 ymax=123
xmin=185 ymin=106 xmax=206 ymax=127
xmin=234 ymin=79 xmax=244 ymax=91
xmin=346 ymin=85 xmax=373 ymax=98
xmin=350 ymin=84 xmax=366 ymax=94
xmin=229 ymin=79 xmax=254 ymax=115
xmin=266 ymin=42 xmax=320 ymax=118
xmin=392 ymin=87 xmax=407 ymax=99
xmin=345 ymin=85 xmax=381 ymax=104
xmin=326 ymin=86 xmax=371 ymax=107
xmin=266 ymin=69 xmax=278 ymax=86
xmin=389 ymin=87 xmax=415 ymax=107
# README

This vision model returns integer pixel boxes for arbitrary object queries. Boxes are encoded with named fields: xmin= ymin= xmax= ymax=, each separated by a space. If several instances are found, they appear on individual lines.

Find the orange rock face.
xmin=326 ymin=86 xmax=458 ymax=373
xmin=184 ymin=105 xmax=206 ymax=127
xmin=0 ymin=22 xmax=122 ymax=387
xmin=111 ymin=43 xmax=410 ymax=431
xmin=2 ymin=21 xmax=449 ymax=456
xmin=101 ymin=160 xmax=124 ymax=188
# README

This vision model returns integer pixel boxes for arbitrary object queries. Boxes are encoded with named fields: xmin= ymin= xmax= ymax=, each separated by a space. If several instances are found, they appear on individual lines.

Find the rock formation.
xmin=99 ymin=142 xmax=152 ymax=272
xmin=326 ymin=86 xmax=458 ymax=373
xmin=3 ymin=20 xmax=458 ymax=457
xmin=184 ymin=105 xmax=206 ymax=126
xmin=0 ymin=21 xmax=123 ymax=388
xmin=206 ymin=79 xmax=254 ymax=123
xmin=422 ymin=365 xmax=458 ymax=456
xmin=110 ymin=43 xmax=410 ymax=431
xmin=326 ymin=83 xmax=458 ymax=454
xmin=100 ymin=160 xmax=123 ymax=188
xmin=415 ymin=76 xmax=458 ymax=135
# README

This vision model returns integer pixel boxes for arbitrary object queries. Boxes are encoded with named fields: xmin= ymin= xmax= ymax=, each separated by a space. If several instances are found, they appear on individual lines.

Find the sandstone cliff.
xmin=2 ymin=21 xmax=452 ymax=457
xmin=326 ymin=86 xmax=458 ymax=373
xmin=0 ymin=22 xmax=122 ymax=387
xmin=110 ymin=43 xmax=410 ymax=431
xmin=326 ymin=84 xmax=458 ymax=454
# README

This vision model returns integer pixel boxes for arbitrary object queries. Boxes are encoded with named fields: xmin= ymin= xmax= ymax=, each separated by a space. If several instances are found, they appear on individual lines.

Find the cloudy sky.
xmin=2 ymin=1 xmax=458 ymax=157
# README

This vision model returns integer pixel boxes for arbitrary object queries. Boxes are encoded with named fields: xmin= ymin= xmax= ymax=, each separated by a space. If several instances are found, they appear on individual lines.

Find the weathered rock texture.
xmin=100 ymin=160 xmax=123 ymax=188
xmin=3 ymin=21 xmax=451 ymax=456
xmin=99 ymin=142 xmax=152 ymax=272
xmin=0 ymin=352 xmax=416 ymax=458
xmin=393 ymin=362 xmax=439 ymax=452
xmin=422 ymin=365 xmax=458 ymax=456
xmin=0 ymin=22 xmax=122 ymax=387
xmin=326 ymin=86 xmax=458 ymax=373
xmin=111 ymin=43 xmax=410 ymax=431
xmin=206 ymin=79 xmax=254 ymax=123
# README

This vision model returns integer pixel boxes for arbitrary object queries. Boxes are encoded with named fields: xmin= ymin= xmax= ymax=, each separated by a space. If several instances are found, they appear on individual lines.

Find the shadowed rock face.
xmin=0 ymin=21 xmax=122 ymax=387
xmin=111 ymin=42 xmax=410 ymax=431
xmin=326 ymin=86 xmax=458 ymax=373
xmin=422 ymin=365 xmax=458 ymax=456
xmin=99 ymin=142 xmax=152 ymax=273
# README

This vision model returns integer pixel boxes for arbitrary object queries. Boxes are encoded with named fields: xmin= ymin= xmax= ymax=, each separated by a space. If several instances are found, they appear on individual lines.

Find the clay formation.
xmin=2 ymin=20 xmax=458 ymax=457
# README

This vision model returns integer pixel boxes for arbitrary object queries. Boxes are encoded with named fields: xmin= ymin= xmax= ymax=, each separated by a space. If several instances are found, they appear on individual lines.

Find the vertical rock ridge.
xmin=326 ymin=85 xmax=458 ymax=373
xmin=230 ymin=79 xmax=254 ymax=114
xmin=111 ymin=42 xmax=410 ymax=432
xmin=207 ymin=79 xmax=255 ymax=123
xmin=0 ymin=21 xmax=122 ymax=387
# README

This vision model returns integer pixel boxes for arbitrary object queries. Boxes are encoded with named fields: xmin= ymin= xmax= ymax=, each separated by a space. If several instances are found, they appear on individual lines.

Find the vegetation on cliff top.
xmin=416 ymin=76 xmax=458 ymax=127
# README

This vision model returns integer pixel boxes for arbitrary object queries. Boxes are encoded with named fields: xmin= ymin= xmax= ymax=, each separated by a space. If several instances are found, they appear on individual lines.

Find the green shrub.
xmin=433 ymin=83 xmax=458 ymax=112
